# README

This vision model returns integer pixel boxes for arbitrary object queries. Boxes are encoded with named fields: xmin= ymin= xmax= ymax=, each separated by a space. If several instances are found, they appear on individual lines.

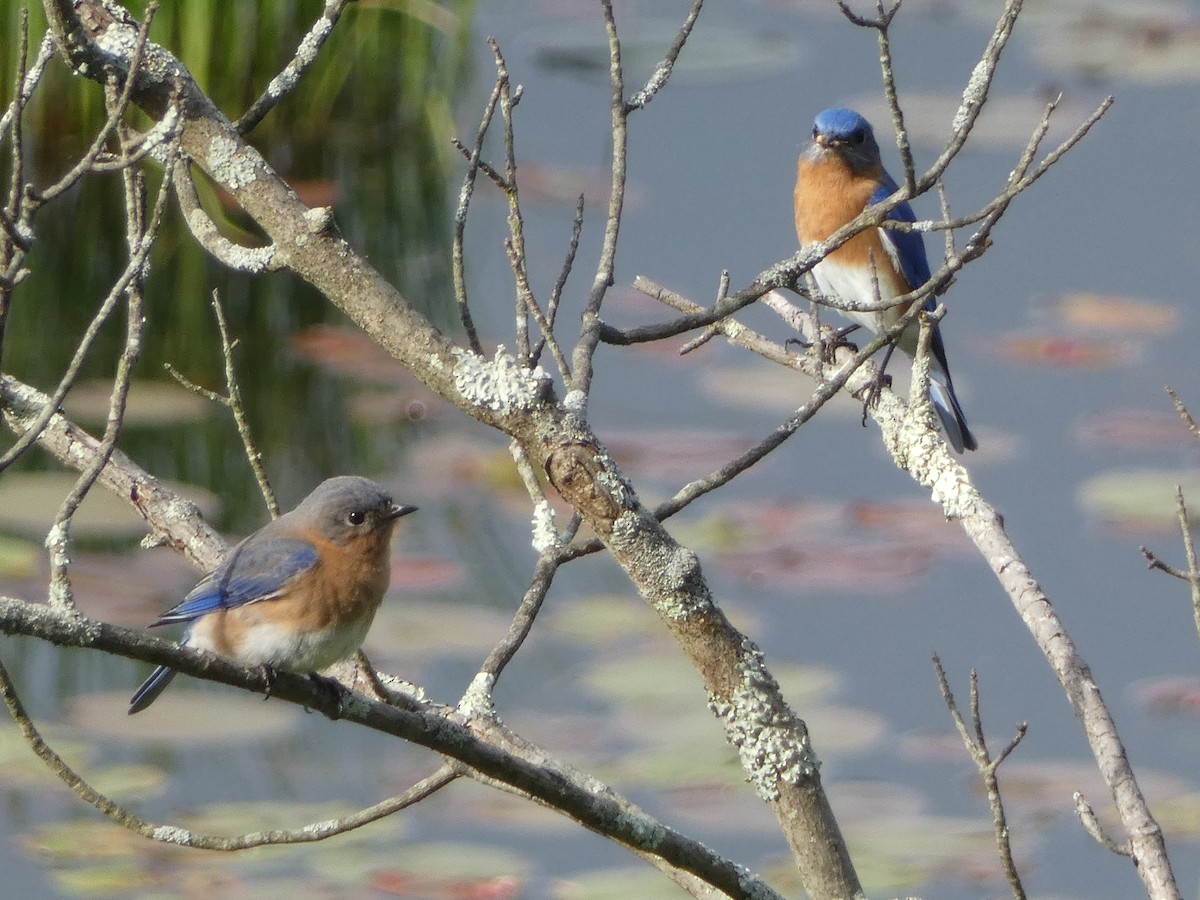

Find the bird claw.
xmin=307 ymin=672 xmax=349 ymax=720
xmin=260 ymin=664 xmax=279 ymax=700
xmin=857 ymin=370 xmax=893 ymax=426
xmin=786 ymin=324 xmax=860 ymax=366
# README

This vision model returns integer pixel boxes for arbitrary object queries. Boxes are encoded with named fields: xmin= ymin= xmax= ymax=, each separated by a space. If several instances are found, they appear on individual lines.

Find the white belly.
xmin=811 ymin=249 xmax=906 ymax=336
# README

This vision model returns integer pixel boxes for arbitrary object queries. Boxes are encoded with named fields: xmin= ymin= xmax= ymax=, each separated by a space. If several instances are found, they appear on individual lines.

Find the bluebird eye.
xmin=347 ymin=510 xmax=366 ymax=526
xmin=851 ymin=130 xmax=866 ymax=145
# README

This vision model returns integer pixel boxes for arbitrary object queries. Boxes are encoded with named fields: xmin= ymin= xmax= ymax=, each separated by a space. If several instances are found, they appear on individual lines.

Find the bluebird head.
xmin=292 ymin=476 xmax=417 ymax=544
xmin=807 ymin=108 xmax=882 ymax=172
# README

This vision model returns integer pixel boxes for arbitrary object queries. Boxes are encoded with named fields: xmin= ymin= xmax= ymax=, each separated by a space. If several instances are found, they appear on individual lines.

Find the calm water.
xmin=4 ymin=0 xmax=1200 ymax=897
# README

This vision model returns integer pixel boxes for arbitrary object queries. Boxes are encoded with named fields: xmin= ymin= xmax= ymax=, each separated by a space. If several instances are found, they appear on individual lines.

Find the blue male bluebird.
xmin=794 ymin=107 xmax=976 ymax=452
xmin=128 ymin=476 xmax=417 ymax=714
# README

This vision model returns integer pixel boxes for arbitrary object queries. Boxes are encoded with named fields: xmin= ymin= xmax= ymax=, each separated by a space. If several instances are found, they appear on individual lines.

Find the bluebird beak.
xmin=387 ymin=504 xmax=418 ymax=520
xmin=814 ymin=132 xmax=832 ymax=148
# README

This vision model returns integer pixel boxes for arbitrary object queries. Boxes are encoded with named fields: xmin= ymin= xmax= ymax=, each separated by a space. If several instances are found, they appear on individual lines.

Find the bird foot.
xmin=307 ymin=672 xmax=349 ymax=720
xmin=857 ymin=370 xmax=893 ymax=426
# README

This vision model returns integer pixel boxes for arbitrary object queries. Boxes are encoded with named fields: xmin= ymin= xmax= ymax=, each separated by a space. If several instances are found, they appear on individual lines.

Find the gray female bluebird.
xmin=129 ymin=476 xmax=417 ymax=714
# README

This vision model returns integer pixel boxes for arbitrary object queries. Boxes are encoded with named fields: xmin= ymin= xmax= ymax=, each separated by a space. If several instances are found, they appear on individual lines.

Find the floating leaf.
xmin=291 ymin=326 xmax=444 ymax=397
xmin=1129 ymin=676 xmax=1200 ymax=715
xmin=0 ymin=472 xmax=217 ymax=543
xmin=65 ymin=690 xmax=300 ymax=746
xmin=534 ymin=21 xmax=799 ymax=84
xmin=70 ymin=548 xmax=200 ymax=625
xmin=1077 ymin=468 xmax=1200 ymax=530
xmin=545 ymin=593 xmax=686 ymax=644
xmin=0 ymin=534 xmax=39 ymax=578
xmin=0 ymin=724 xmax=92 ymax=787
xmin=368 ymin=599 xmax=514 ymax=668
xmin=1045 ymin=292 xmax=1179 ymax=333
xmin=51 ymin=862 xmax=156 ymax=896
xmin=898 ymin=729 xmax=976 ymax=764
xmin=603 ymin=429 xmax=758 ymax=482
xmin=20 ymin=818 xmax=154 ymax=863
xmin=843 ymin=91 xmax=1092 ymax=151
xmin=988 ymin=759 xmax=1192 ymax=819
xmin=699 ymin=363 xmax=859 ymax=414
xmin=1151 ymin=792 xmax=1200 ymax=838
xmin=507 ymin=162 xmax=630 ymax=206
xmin=62 ymin=378 xmax=213 ymax=428
xmin=311 ymin=840 xmax=526 ymax=885
xmin=1034 ymin=17 xmax=1200 ymax=83
xmin=86 ymin=763 xmax=168 ymax=800
xmin=387 ymin=553 xmax=470 ymax=592
xmin=991 ymin=334 xmax=1140 ymax=369
xmin=422 ymin=778 xmax=579 ymax=835
xmin=1076 ymin=410 xmax=1194 ymax=448
xmin=552 ymin=866 xmax=693 ymax=900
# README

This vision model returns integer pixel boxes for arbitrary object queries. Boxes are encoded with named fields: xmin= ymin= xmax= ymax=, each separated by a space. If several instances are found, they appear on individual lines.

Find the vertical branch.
xmin=48 ymin=107 xmax=175 ymax=610
xmin=568 ymin=0 xmax=629 ymax=407
xmin=530 ymin=193 xmax=584 ymax=367
xmin=933 ymin=657 xmax=1028 ymax=899
xmin=0 ymin=12 xmax=34 ymax=361
xmin=491 ymin=42 xmax=533 ymax=364
xmin=450 ymin=62 xmax=504 ymax=356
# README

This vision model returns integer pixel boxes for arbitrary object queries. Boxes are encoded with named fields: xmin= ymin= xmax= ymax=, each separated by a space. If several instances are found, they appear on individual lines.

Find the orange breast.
xmin=794 ymin=154 xmax=892 ymax=273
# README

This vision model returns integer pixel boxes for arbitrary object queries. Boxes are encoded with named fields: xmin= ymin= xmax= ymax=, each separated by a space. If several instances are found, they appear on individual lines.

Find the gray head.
xmin=291 ymin=476 xmax=417 ymax=543
xmin=807 ymin=107 xmax=883 ymax=174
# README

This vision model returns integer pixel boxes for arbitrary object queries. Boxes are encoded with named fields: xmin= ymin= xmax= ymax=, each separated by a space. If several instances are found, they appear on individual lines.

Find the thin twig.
xmin=451 ymin=50 xmax=506 ymax=355
xmin=236 ymin=0 xmax=353 ymax=134
xmin=1140 ymin=487 xmax=1200 ymax=641
xmin=165 ymin=291 xmax=278 ymax=516
xmin=933 ymin=656 xmax=1027 ymax=899
xmin=625 ymin=0 xmax=704 ymax=111
xmin=531 ymin=193 xmax=585 ymax=367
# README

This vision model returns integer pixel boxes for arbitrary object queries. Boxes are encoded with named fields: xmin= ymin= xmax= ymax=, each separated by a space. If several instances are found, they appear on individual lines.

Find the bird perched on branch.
xmin=793 ymin=107 xmax=976 ymax=452
xmin=129 ymin=476 xmax=417 ymax=714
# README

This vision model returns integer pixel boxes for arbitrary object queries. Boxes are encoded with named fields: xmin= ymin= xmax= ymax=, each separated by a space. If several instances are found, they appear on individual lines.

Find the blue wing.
xmin=868 ymin=173 xmax=931 ymax=291
xmin=151 ymin=537 xmax=319 ymax=626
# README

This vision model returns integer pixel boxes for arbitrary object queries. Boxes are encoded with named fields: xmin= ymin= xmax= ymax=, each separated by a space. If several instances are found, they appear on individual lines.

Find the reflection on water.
xmin=1 ymin=0 xmax=469 ymax=528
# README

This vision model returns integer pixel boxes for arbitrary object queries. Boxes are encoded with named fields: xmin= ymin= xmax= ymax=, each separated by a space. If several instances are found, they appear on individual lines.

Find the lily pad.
xmin=1077 ymin=469 xmax=1200 ymax=531
xmin=1043 ymin=292 xmax=1179 ymax=333
xmin=1129 ymin=677 xmax=1200 ymax=715
xmin=51 ymin=862 xmax=156 ymax=896
xmin=62 ymin=378 xmax=212 ymax=429
xmin=552 ymin=866 xmax=692 ymax=900
xmin=533 ymin=21 xmax=800 ymax=85
xmin=842 ymin=91 xmax=1094 ymax=151
xmin=0 ymin=472 xmax=218 ymax=542
xmin=1075 ymin=410 xmax=1194 ymax=448
xmin=990 ymin=333 xmax=1140 ymax=369
xmin=65 ymin=690 xmax=300 ymax=746
xmin=0 ymin=534 xmax=39 ymax=578
xmin=310 ymin=839 xmax=526 ymax=885
xmin=1035 ymin=17 xmax=1200 ymax=83
xmin=0 ymin=724 xmax=92 ymax=787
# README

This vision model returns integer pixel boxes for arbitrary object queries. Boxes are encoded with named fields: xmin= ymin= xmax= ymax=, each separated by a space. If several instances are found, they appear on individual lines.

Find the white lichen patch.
xmin=303 ymin=206 xmax=333 ymax=234
xmin=710 ymin=643 xmax=820 ymax=801
xmin=452 ymin=345 xmax=547 ymax=412
xmin=530 ymin=500 xmax=559 ymax=552
xmin=562 ymin=389 xmax=587 ymax=413
xmin=593 ymin=459 xmax=631 ymax=509
xmin=206 ymin=135 xmax=257 ymax=190
xmin=459 ymin=672 xmax=496 ymax=718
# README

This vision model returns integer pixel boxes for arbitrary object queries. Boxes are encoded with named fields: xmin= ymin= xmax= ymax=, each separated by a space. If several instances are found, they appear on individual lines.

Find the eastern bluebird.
xmin=128 ymin=476 xmax=417 ymax=714
xmin=794 ymin=107 xmax=977 ymax=452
